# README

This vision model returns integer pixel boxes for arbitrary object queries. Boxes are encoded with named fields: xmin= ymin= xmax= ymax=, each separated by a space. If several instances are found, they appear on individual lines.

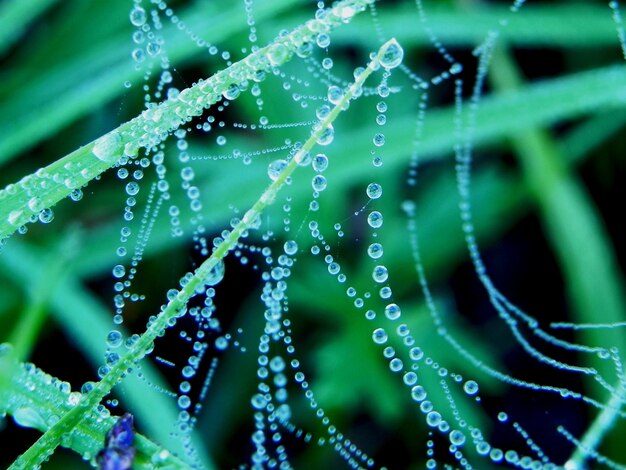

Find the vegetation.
xmin=0 ymin=0 xmax=625 ymax=468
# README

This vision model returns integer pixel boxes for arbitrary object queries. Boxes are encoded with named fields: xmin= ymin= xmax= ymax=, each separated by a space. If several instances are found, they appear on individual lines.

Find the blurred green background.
xmin=1 ymin=0 xmax=625 ymax=468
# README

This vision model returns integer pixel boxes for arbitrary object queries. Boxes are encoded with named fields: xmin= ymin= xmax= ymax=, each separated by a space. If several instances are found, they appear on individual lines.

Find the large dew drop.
xmin=379 ymin=38 xmax=404 ymax=70
xmin=92 ymin=132 xmax=122 ymax=163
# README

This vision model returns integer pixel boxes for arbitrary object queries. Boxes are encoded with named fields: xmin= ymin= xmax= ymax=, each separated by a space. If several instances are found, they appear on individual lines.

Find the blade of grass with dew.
xmin=7 ymin=36 xmax=397 ymax=469
xmin=0 ymin=352 xmax=193 ymax=469
xmin=68 ymin=63 xmax=626 ymax=281
xmin=0 ymin=0 xmax=375 ymax=240
xmin=0 ymin=0 xmax=310 ymax=166
xmin=0 ymin=240 xmax=214 ymax=468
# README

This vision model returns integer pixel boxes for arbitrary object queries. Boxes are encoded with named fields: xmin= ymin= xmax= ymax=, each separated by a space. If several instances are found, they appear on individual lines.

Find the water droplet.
xmin=372 ymin=265 xmax=388 ymax=283
xmin=130 ymin=6 xmax=147 ymax=26
xmin=204 ymin=260 xmax=225 ymax=286
xmin=311 ymin=175 xmax=327 ymax=192
xmin=93 ymin=132 xmax=122 ymax=163
xmin=268 ymin=159 xmax=288 ymax=181
xmin=38 ymin=208 xmax=54 ymax=224
xmin=367 ymin=243 xmax=383 ymax=259
xmin=312 ymin=154 xmax=328 ymax=172
xmin=379 ymin=38 xmax=404 ymax=69
xmin=463 ymin=380 xmax=479 ymax=395
xmin=372 ymin=328 xmax=388 ymax=344
xmin=450 ymin=430 xmax=466 ymax=446
xmin=411 ymin=385 xmax=427 ymax=402
xmin=251 ymin=393 xmax=268 ymax=410
xmin=178 ymin=395 xmax=191 ymax=409
xmin=13 ymin=407 xmax=46 ymax=429
xmin=384 ymin=303 xmax=401 ymax=320
xmin=284 ymin=240 xmax=298 ymax=255
xmin=366 ymin=183 xmax=383 ymax=199
xmin=112 ymin=265 xmax=126 ymax=279
xmin=367 ymin=211 xmax=383 ymax=229
xmin=372 ymin=133 xmax=385 ymax=146
xmin=106 ymin=330 xmax=123 ymax=348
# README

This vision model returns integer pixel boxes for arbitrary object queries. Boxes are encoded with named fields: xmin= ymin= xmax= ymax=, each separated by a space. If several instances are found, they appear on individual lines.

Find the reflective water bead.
xmin=130 ymin=6 xmax=147 ymax=26
xmin=112 ymin=265 xmax=126 ymax=279
xmin=450 ymin=430 xmax=466 ymax=446
xmin=389 ymin=358 xmax=403 ymax=372
xmin=376 ymin=101 xmax=387 ymax=113
xmin=366 ymin=183 xmax=383 ymax=199
xmin=379 ymin=38 xmax=404 ymax=69
xmin=311 ymin=175 xmax=327 ymax=192
xmin=251 ymin=393 xmax=268 ymax=410
xmin=268 ymin=159 xmax=288 ymax=181
xmin=372 ymin=265 xmax=388 ymax=283
xmin=372 ymin=328 xmax=388 ymax=344
xmin=315 ymin=124 xmax=334 ymax=145
xmin=327 ymin=86 xmax=343 ymax=105
xmin=126 ymin=182 xmax=139 ymax=196
xmin=367 ymin=243 xmax=383 ymax=259
xmin=312 ymin=153 xmax=328 ymax=172
xmin=426 ymin=411 xmax=442 ymax=427
xmin=316 ymin=33 xmax=330 ymax=48
xmin=178 ymin=395 xmax=191 ymax=410
xmin=463 ymin=380 xmax=479 ymax=396
xmin=106 ymin=330 xmax=123 ymax=348
xmin=321 ymin=57 xmax=333 ymax=70
xmin=367 ymin=211 xmax=383 ymax=229
xmin=403 ymin=371 xmax=417 ymax=386
xmin=372 ymin=133 xmax=385 ymax=147
xmin=384 ymin=303 xmax=401 ymax=320
xmin=284 ymin=240 xmax=298 ymax=255
xmin=38 ymin=208 xmax=54 ymax=224
xmin=411 ymin=385 xmax=426 ymax=402
xmin=316 ymin=105 xmax=331 ymax=120
xmin=204 ymin=260 xmax=225 ymax=286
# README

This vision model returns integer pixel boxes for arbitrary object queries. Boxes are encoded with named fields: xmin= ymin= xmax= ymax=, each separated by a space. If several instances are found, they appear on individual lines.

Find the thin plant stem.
xmin=9 ymin=37 xmax=400 ymax=470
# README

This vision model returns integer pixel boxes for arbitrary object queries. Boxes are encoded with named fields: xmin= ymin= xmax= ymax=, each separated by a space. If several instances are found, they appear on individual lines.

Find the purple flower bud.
xmin=97 ymin=413 xmax=135 ymax=470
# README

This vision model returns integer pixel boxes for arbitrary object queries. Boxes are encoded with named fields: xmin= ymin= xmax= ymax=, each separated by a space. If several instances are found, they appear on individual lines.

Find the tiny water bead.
xmin=367 ymin=211 xmax=383 ymax=229
xmin=268 ymin=159 xmax=288 ymax=181
xmin=463 ymin=380 xmax=479 ymax=396
xmin=372 ymin=265 xmax=388 ymax=283
xmin=372 ymin=328 xmax=388 ymax=344
xmin=384 ymin=303 xmax=401 ymax=320
xmin=312 ymin=153 xmax=329 ymax=172
xmin=129 ymin=6 xmax=147 ymax=27
xmin=366 ymin=183 xmax=382 ymax=199
xmin=367 ymin=243 xmax=383 ymax=259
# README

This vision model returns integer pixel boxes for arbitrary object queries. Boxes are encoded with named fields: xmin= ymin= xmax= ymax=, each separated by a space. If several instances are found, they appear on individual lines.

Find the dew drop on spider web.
xmin=384 ymin=303 xmax=401 ymax=320
xmin=367 ymin=243 xmax=383 ymax=259
xmin=112 ymin=265 xmax=125 ymax=279
xmin=204 ymin=260 xmax=225 ymax=287
xmin=311 ymin=175 xmax=327 ymax=192
xmin=463 ymin=380 xmax=479 ymax=396
xmin=312 ymin=153 xmax=328 ymax=172
xmin=283 ymin=240 xmax=298 ymax=255
xmin=106 ymin=330 xmax=123 ymax=348
xmin=367 ymin=211 xmax=383 ymax=229
xmin=372 ymin=328 xmax=388 ymax=344
xmin=372 ymin=265 xmax=388 ymax=283
xmin=366 ymin=183 xmax=382 ymax=199
xmin=129 ymin=6 xmax=147 ymax=27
